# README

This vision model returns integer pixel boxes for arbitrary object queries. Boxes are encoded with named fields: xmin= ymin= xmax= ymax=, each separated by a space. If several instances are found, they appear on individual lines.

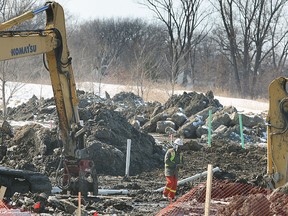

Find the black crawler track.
xmin=0 ymin=166 xmax=51 ymax=197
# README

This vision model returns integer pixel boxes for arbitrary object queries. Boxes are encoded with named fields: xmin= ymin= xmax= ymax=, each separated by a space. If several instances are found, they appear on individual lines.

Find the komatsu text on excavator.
xmin=0 ymin=1 xmax=98 ymax=197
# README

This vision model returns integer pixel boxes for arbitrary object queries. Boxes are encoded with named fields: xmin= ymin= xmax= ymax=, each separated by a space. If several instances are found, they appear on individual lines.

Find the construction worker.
xmin=163 ymin=138 xmax=184 ymax=201
xmin=33 ymin=192 xmax=48 ymax=213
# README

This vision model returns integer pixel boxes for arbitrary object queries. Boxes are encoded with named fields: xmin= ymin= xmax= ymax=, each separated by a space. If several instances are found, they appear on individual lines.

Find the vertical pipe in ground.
xmin=208 ymin=110 xmax=212 ymax=147
xmin=239 ymin=113 xmax=245 ymax=149
xmin=125 ymin=139 xmax=131 ymax=177
xmin=170 ymin=134 xmax=173 ymax=146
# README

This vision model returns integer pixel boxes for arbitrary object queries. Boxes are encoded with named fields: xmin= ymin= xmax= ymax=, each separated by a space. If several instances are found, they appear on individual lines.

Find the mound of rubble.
xmin=3 ymin=113 xmax=162 ymax=179
xmin=2 ymin=90 xmax=268 ymax=176
xmin=0 ymin=89 xmax=271 ymax=215
xmin=140 ymin=91 xmax=265 ymax=144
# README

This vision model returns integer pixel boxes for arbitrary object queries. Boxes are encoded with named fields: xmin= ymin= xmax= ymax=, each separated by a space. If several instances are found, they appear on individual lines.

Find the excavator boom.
xmin=0 ymin=1 xmax=98 ymax=197
xmin=0 ymin=30 xmax=59 ymax=61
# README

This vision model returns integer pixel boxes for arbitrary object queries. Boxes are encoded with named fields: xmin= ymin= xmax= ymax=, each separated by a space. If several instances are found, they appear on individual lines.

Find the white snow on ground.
xmin=7 ymin=82 xmax=129 ymax=107
xmin=214 ymin=96 xmax=268 ymax=114
xmin=7 ymin=83 xmax=54 ymax=107
xmin=6 ymin=82 xmax=268 ymax=114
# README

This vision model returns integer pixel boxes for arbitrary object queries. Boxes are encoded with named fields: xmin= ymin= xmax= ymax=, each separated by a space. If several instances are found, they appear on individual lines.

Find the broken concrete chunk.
xmin=210 ymin=113 xmax=232 ymax=130
xmin=156 ymin=121 xmax=175 ymax=134
xmin=171 ymin=112 xmax=187 ymax=127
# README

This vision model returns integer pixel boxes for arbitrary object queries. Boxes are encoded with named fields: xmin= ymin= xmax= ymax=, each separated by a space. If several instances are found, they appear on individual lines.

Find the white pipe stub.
xmin=155 ymin=167 xmax=221 ymax=192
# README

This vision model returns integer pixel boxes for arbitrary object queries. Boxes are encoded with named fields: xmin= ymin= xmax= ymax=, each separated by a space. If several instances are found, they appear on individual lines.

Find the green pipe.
xmin=239 ymin=113 xmax=245 ymax=149
xmin=208 ymin=109 xmax=212 ymax=147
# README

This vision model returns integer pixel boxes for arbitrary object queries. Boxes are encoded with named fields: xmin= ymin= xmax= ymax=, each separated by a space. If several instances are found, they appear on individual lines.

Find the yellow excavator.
xmin=0 ymin=1 xmax=98 ymax=197
xmin=267 ymin=77 xmax=288 ymax=189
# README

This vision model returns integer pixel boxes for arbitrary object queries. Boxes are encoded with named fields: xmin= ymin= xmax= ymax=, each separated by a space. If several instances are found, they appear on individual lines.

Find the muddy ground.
xmin=5 ymin=136 xmax=264 ymax=215
xmin=94 ymin=137 xmax=267 ymax=215
xmin=0 ymin=91 xmax=268 ymax=215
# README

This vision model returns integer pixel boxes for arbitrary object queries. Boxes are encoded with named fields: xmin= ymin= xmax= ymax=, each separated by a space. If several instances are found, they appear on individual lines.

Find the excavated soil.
xmin=0 ymin=90 xmax=270 ymax=215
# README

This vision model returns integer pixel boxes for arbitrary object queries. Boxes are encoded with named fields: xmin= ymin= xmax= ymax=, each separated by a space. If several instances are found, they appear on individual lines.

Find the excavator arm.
xmin=0 ymin=30 xmax=59 ymax=60
xmin=0 ymin=1 xmax=97 ymax=196
xmin=267 ymin=77 xmax=288 ymax=188
xmin=0 ymin=2 xmax=82 ymax=157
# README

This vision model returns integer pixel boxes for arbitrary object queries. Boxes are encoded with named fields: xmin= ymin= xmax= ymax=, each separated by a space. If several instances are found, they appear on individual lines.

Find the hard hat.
xmin=174 ymin=138 xmax=183 ymax=146
xmin=38 ymin=192 xmax=48 ymax=200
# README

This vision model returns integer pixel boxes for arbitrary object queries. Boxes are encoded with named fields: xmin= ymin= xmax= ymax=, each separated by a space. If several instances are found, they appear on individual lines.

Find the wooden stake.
xmin=0 ymin=186 xmax=7 ymax=200
xmin=204 ymin=164 xmax=213 ymax=216
xmin=78 ymin=192 xmax=81 ymax=216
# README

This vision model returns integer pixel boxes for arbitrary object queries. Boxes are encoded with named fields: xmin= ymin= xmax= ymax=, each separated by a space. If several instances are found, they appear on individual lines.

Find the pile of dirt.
xmin=0 ymin=90 xmax=272 ymax=215
xmin=2 ymin=112 xmax=163 ymax=179
xmin=1 ymin=124 xmax=59 ymax=173
xmin=84 ymin=104 xmax=163 ymax=175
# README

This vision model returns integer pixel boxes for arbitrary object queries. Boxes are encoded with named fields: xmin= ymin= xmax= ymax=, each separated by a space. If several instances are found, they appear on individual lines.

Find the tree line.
xmin=1 ymin=0 xmax=288 ymax=102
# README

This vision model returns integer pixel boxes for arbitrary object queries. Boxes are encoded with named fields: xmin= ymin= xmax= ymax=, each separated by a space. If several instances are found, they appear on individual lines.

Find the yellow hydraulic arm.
xmin=0 ymin=6 xmax=43 ymax=31
xmin=0 ymin=1 xmax=83 ymax=158
xmin=267 ymin=77 xmax=288 ymax=188
xmin=0 ymin=30 xmax=59 ymax=61
xmin=0 ymin=1 xmax=98 ymax=196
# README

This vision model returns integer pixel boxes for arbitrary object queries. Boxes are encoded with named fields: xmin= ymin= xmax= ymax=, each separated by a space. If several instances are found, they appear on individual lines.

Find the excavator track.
xmin=0 ymin=166 xmax=51 ymax=197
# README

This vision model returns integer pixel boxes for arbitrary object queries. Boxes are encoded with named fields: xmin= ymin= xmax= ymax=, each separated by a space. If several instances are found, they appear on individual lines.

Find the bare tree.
xmin=73 ymin=18 xmax=137 ymax=93
xmin=131 ymin=24 xmax=166 ymax=98
xmin=0 ymin=61 xmax=9 ymax=119
xmin=133 ymin=44 xmax=160 ymax=98
xmin=269 ymin=10 xmax=288 ymax=75
xmin=0 ymin=60 xmax=26 ymax=119
xmin=213 ymin=0 xmax=288 ymax=98
xmin=192 ymin=34 xmax=230 ymax=91
xmin=0 ymin=0 xmax=40 ymax=119
xmin=70 ymin=18 xmax=167 ymax=96
xmin=141 ymin=0 xmax=209 ymax=94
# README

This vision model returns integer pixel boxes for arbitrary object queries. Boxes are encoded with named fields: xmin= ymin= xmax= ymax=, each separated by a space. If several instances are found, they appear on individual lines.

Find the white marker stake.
xmin=78 ymin=192 xmax=81 ymax=216
xmin=125 ymin=139 xmax=131 ymax=177
xmin=0 ymin=186 xmax=7 ymax=200
xmin=204 ymin=164 xmax=213 ymax=216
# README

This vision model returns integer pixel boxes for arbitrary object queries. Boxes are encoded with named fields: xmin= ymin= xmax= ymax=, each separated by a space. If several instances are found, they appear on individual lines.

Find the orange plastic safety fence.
xmin=0 ymin=200 xmax=8 ymax=209
xmin=156 ymin=178 xmax=288 ymax=216
xmin=0 ymin=200 xmax=29 ymax=216
xmin=0 ymin=200 xmax=14 ymax=215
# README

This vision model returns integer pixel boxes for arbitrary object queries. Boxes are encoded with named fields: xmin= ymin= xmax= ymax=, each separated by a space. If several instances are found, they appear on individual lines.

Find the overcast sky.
xmin=55 ymin=0 xmax=155 ymax=21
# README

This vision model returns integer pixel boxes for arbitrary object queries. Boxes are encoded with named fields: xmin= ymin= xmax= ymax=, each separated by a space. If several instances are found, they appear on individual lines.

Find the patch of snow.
xmin=9 ymin=120 xmax=54 ymax=128
xmin=214 ymin=96 xmax=268 ymax=114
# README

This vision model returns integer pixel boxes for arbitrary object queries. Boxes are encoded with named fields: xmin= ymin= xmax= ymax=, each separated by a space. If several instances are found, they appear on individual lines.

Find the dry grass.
xmin=119 ymin=81 xmax=188 ymax=103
